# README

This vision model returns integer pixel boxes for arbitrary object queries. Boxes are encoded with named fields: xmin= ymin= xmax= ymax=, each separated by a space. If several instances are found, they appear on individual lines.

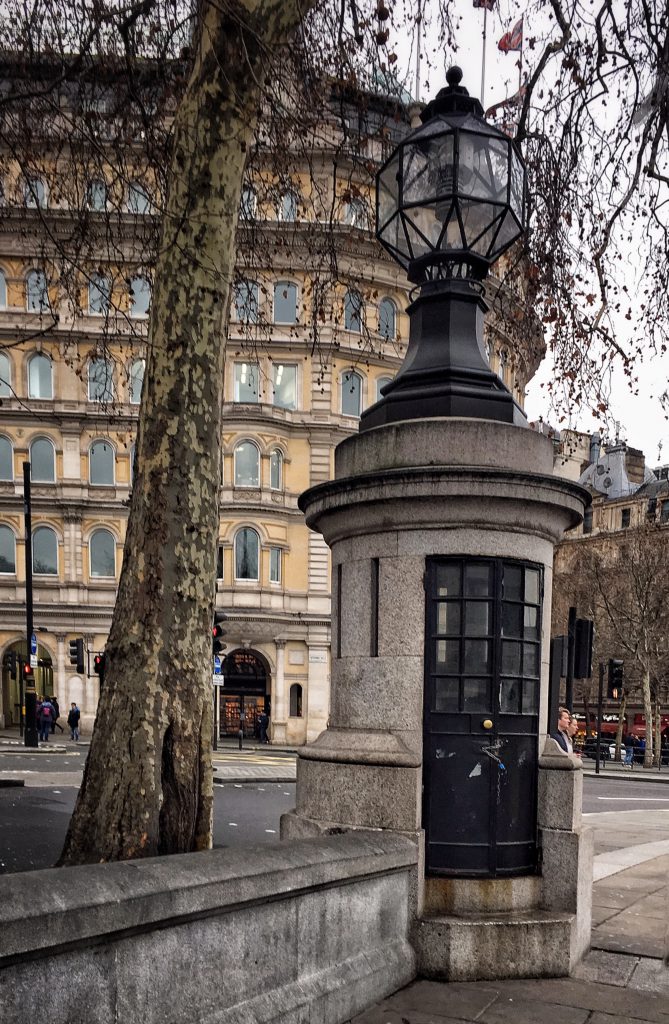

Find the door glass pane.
xmin=465 ymin=601 xmax=490 ymax=635
xmin=464 ymin=563 xmax=492 ymax=596
xmin=503 ymin=564 xmax=522 ymax=601
xmin=499 ymin=678 xmax=521 ymax=714
xmin=523 ymin=606 xmax=539 ymax=639
xmin=434 ymin=677 xmax=459 ymax=712
xmin=436 ymin=639 xmax=459 ymax=672
xmin=464 ymin=639 xmax=490 ymax=673
xmin=501 ymin=641 xmax=521 ymax=675
xmin=522 ymin=679 xmax=539 ymax=715
xmin=462 ymin=677 xmax=489 ymax=711
xmin=437 ymin=602 xmax=460 ymax=635
xmin=436 ymin=563 xmax=460 ymax=597
xmin=502 ymin=603 xmax=522 ymax=637
xmin=523 ymin=643 xmax=539 ymax=677
xmin=525 ymin=568 xmax=540 ymax=604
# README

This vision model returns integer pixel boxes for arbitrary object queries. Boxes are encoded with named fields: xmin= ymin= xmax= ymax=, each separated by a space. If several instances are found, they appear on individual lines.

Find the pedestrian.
xmin=623 ymin=732 xmax=635 ymax=768
xmin=568 ymin=714 xmax=581 ymax=755
xmin=550 ymin=706 xmax=573 ymax=753
xmin=38 ymin=697 xmax=54 ymax=742
xmin=67 ymin=702 xmax=80 ymax=742
xmin=257 ymin=710 xmax=269 ymax=744
xmin=50 ymin=696 xmax=64 ymax=734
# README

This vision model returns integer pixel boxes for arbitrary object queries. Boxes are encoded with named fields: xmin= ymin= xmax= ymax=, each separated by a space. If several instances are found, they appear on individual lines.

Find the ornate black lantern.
xmin=361 ymin=67 xmax=529 ymax=430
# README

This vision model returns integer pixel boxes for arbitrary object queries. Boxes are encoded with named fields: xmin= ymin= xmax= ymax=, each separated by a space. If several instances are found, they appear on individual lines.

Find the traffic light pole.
xmin=595 ymin=661 xmax=604 ymax=776
xmin=23 ymin=462 xmax=38 ymax=748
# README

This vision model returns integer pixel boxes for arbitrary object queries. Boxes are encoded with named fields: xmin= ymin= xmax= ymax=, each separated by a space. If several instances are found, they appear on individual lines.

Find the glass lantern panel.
xmin=489 ymin=211 xmax=523 ymax=259
xmin=402 ymin=144 xmax=431 ymax=205
xmin=458 ymin=133 xmax=509 ymax=205
xmin=459 ymin=200 xmax=503 ymax=254
xmin=402 ymin=207 xmax=444 ymax=258
xmin=510 ymin=150 xmax=525 ymax=221
xmin=377 ymin=154 xmax=400 ymax=228
xmin=459 ymin=114 xmax=499 ymax=136
xmin=378 ymin=212 xmax=409 ymax=266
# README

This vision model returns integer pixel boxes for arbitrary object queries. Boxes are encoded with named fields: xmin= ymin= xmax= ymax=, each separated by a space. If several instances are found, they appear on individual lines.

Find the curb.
xmin=583 ymin=771 xmax=669 ymax=784
xmin=213 ymin=776 xmax=296 ymax=785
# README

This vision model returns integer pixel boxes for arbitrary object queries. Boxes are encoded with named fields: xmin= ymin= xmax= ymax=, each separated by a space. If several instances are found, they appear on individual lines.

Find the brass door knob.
xmin=482 ymin=719 xmax=493 ymax=730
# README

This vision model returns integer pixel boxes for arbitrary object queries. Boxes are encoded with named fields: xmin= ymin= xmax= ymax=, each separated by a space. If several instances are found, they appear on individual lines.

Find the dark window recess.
xmin=583 ymin=508 xmax=593 ymax=534
xmin=621 ymin=508 xmax=631 ymax=529
xmin=647 ymin=498 xmax=657 ymax=520
xmin=371 ymin=558 xmax=379 ymax=657
xmin=289 ymin=683 xmax=303 ymax=718
xmin=662 ymin=501 xmax=669 ymax=524
xmin=336 ymin=564 xmax=342 ymax=659
xmin=216 ymin=545 xmax=224 ymax=580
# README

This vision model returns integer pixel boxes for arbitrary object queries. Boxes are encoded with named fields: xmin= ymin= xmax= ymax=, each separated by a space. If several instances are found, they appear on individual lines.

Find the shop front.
xmin=218 ymin=649 xmax=270 ymax=739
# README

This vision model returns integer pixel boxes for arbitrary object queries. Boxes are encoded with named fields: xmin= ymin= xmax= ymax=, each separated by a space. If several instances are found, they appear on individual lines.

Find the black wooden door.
xmin=423 ymin=557 xmax=542 ymax=877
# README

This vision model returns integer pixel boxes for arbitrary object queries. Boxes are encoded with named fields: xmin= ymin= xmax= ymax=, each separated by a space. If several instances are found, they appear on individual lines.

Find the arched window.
xmin=269 ymin=449 xmax=283 ymax=490
xmin=30 ymin=438 xmax=55 ymax=482
xmin=90 ymin=528 xmax=116 ymax=577
xmin=28 ymin=353 xmax=53 ymax=399
xmin=24 ymin=177 xmax=47 ymax=209
xmin=127 ymin=182 xmax=150 ymax=214
xmin=33 ymin=525 xmax=58 ymax=575
xmin=0 ymin=436 xmax=12 ymax=480
xmin=0 ymin=352 xmax=11 ymax=397
xmin=86 ymin=180 xmax=107 ymax=211
xmin=376 ymin=376 xmax=393 ymax=402
xmin=129 ymin=359 xmax=145 ymax=404
xmin=89 ymin=440 xmax=115 ymax=485
xmin=0 ymin=270 xmax=6 ymax=309
xmin=274 ymin=281 xmax=298 ymax=324
xmin=235 ymin=527 xmax=259 ymax=580
xmin=240 ymin=185 xmax=257 ymax=220
xmin=234 ymin=441 xmax=260 ymax=487
xmin=88 ymin=358 xmax=114 ymax=402
xmin=343 ymin=197 xmax=367 ymax=228
xmin=0 ymin=524 xmax=15 ymax=573
xmin=89 ymin=273 xmax=111 ymax=315
xmin=26 ymin=270 xmax=49 ymax=313
xmin=344 ymin=290 xmax=362 ymax=332
xmin=129 ymin=276 xmax=151 ymax=317
xmin=289 ymin=683 xmax=303 ymax=718
xmin=341 ymin=370 xmax=362 ymax=417
xmin=233 ymin=280 xmax=259 ymax=324
xmin=278 ymin=191 xmax=298 ymax=221
xmin=379 ymin=298 xmax=397 ymax=340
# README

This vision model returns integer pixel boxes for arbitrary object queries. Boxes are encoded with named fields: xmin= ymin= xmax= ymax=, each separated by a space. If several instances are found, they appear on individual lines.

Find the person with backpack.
xmin=39 ymin=698 xmax=54 ymax=742
xmin=51 ymin=696 xmax=64 ymax=734
xmin=67 ymin=702 xmax=81 ymax=742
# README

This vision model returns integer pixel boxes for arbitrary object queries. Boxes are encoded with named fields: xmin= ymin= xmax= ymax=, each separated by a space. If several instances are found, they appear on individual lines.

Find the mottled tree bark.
xmin=59 ymin=0 xmax=310 ymax=865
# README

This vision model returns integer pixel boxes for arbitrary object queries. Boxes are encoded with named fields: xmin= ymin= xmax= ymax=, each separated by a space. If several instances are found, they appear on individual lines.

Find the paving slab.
xmin=572 ymin=949 xmax=639 ymax=987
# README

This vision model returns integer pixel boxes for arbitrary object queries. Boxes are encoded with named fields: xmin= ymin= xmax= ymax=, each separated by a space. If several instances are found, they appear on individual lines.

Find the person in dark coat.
xmin=67 ymin=702 xmax=81 ymax=742
xmin=50 ymin=696 xmax=64 ymax=734
xmin=550 ymin=706 xmax=572 ymax=753
xmin=38 ymin=698 xmax=55 ymax=742
xmin=257 ymin=711 xmax=269 ymax=744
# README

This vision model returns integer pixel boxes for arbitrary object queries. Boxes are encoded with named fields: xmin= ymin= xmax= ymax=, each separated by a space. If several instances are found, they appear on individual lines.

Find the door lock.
xmin=482 ymin=719 xmax=493 ymax=730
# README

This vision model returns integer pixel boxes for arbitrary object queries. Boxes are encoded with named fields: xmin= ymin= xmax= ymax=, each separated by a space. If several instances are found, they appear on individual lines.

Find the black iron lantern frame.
xmin=361 ymin=67 xmax=529 ymax=430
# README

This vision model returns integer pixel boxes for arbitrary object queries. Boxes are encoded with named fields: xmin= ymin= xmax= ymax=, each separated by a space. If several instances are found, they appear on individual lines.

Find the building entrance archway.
xmin=1 ymin=639 xmax=54 ymax=728
xmin=218 ymin=649 xmax=270 ymax=739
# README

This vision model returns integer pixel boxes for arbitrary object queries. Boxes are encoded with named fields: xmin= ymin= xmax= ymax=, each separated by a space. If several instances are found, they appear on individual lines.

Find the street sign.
xmin=212 ymin=676 xmax=225 ymax=686
xmin=213 ymin=655 xmax=222 ymax=675
xmin=30 ymin=654 xmax=37 ymax=668
xmin=30 ymin=634 xmax=37 ymax=655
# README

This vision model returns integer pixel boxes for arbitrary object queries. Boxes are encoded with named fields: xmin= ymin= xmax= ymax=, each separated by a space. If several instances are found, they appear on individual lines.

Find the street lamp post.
xmin=362 ymin=66 xmax=528 ymax=430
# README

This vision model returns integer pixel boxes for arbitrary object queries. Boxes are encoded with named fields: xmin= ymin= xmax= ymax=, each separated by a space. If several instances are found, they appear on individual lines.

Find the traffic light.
xmin=213 ymin=611 xmax=228 ymax=658
xmin=607 ymin=658 xmax=624 ymax=700
xmin=93 ymin=652 xmax=106 ymax=688
xmin=69 ymin=638 xmax=85 ymax=674
xmin=574 ymin=618 xmax=594 ymax=679
xmin=6 ymin=650 xmax=16 ymax=679
xmin=23 ymin=662 xmax=34 ymax=686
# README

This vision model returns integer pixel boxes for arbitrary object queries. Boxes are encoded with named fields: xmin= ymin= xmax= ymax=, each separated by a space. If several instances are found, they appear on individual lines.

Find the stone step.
xmin=412 ymin=908 xmax=575 ymax=982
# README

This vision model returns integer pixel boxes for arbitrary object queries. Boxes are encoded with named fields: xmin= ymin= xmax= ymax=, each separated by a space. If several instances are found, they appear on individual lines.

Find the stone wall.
xmin=0 ymin=832 xmax=417 ymax=1024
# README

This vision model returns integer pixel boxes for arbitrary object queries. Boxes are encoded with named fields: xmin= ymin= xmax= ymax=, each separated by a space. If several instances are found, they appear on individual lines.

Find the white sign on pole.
xmin=30 ymin=654 xmax=38 ymax=668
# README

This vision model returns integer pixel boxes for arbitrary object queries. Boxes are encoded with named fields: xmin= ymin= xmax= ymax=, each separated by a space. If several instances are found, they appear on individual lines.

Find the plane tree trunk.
xmin=59 ymin=0 xmax=309 ymax=865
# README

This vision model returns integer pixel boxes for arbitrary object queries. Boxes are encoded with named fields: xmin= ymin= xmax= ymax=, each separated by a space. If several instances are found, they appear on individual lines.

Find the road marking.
xmin=265 ymin=829 xmax=276 ymax=834
xmin=597 ymin=796 xmax=669 ymax=801
xmin=228 ymin=822 xmax=238 ymax=827
xmin=52 ymin=790 xmax=61 ymax=794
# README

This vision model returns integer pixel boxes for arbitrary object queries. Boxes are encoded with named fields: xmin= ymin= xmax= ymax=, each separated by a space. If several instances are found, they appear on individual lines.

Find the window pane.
xmin=0 ymin=353 xmax=10 ymax=397
xmin=0 ymin=437 xmax=12 ymax=479
xmin=501 ymin=641 xmax=521 ymax=675
xmin=88 ymin=359 xmax=114 ymax=401
xmin=436 ymin=602 xmax=460 ymax=635
xmin=270 ymin=547 xmax=281 ymax=583
xmin=130 ymin=277 xmax=151 ymax=316
xmin=290 ymin=683 xmax=303 ymax=717
xmin=436 ymin=639 xmax=459 ymax=672
xmin=280 ymin=192 xmax=297 ymax=221
xmin=130 ymin=360 xmax=145 ymax=404
xmin=523 ymin=606 xmax=539 ymax=639
xmin=464 ymin=639 xmax=490 ymax=673
xmin=89 ymin=274 xmax=111 ymax=315
xmin=0 ymin=525 xmax=15 ymax=573
xmin=90 ymin=441 xmax=114 ymax=485
xmin=27 ymin=271 xmax=49 ymax=312
xmin=274 ymin=282 xmax=297 ymax=324
xmin=500 ymin=678 xmax=521 ymax=714
xmin=462 ymin=677 xmax=489 ymax=711
xmin=523 ymin=643 xmax=540 ymax=677
xmin=379 ymin=298 xmax=396 ymax=339
xmin=235 ymin=528 xmax=259 ymax=579
xmin=376 ymin=376 xmax=392 ymax=401
xmin=30 ymin=439 xmax=55 ymax=481
xmin=341 ymin=372 xmax=361 ymax=416
xmin=90 ymin=530 xmax=115 ymax=577
xmin=465 ymin=601 xmax=490 ymax=635
xmin=273 ymin=364 xmax=297 ymax=409
xmin=525 ymin=569 xmax=540 ymax=604
xmin=240 ymin=186 xmax=256 ymax=219
xmin=0 ymin=273 xmax=6 ymax=309
xmin=502 ymin=603 xmax=522 ymax=637
xmin=269 ymin=450 xmax=282 ymax=490
xmin=234 ymin=443 xmax=259 ymax=486
xmin=127 ymin=182 xmax=150 ymax=214
xmin=503 ymin=564 xmax=523 ymax=601
xmin=522 ymin=679 xmax=539 ymax=715
xmin=344 ymin=291 xmax=362 ymax=332
xmin=25 ymin=178 xmax=46 ymax=208
xmin=233 ymin=363 xmax=260 ymax=402
xmin=87 ymin=181 xmax=107 ymax=210
xmin=234 ymin=281 xmax=259 ymax=323
xmin=434 ymin=677 xmax=459 ymax=712
xmin=464 ymin=563 xmax=492 ymax=597
xmin=33 ymin=526 xmax=57 ymax=574
xmin=28 ymin=355 xmax=52 ymax=398
xmin=436 ymin=563 xmax=460 ymax=597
